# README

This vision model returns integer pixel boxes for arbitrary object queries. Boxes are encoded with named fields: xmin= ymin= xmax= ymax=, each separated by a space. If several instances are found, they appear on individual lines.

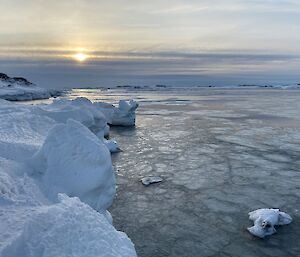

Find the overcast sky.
xmin=0 ymin=0 xmax=300 ymax=88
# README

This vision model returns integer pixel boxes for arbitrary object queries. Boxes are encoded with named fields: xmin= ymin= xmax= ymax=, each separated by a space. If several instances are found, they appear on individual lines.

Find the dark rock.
xmin=0 ymin=73 xmax=9 ymax=80
xmin=12 ymin=77 xmax=32 ymax=85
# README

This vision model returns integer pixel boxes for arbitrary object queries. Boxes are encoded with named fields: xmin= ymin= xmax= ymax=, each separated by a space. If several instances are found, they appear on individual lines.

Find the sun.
xmin=73 ymin=53 xmax=89 ymax=62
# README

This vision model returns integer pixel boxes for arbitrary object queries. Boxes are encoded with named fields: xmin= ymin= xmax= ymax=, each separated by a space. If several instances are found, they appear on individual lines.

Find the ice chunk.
xmin=141 ymin=176 xmax=163 ymax=186
xmin=1 ymin=194 xmax=137 ymax=257
xmin=33 ymin=97 xmax=107 ymax=130
xmin=104 ymin=139 xmax=121 ymax=153
xmin=95 ymin=99 xmax=139 ymax=126
xmin=30 ymin=119 xmax=116 ymax=212
xmin=111 ymin=100 xmax=138 ymax=126
xmin=247 ymin=208 xmax=292 ymax=238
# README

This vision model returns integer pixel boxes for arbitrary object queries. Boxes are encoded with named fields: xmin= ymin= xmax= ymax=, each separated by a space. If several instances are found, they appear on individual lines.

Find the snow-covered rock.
xmin=95 ymin=99 xmax=139 ymax=126
xmin=2 ymin=194 xmax=137 ymax=257
xmin=30 ymin=119 xmax=116 ymax=212
xmin=0 ymin=73 xmax=61 ymax=101
xmin=247 ymin=208 xmax=292 ymax=238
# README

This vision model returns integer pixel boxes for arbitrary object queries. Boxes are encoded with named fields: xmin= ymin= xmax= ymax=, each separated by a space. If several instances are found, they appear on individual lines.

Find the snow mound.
xmin=95 ymin=99 xmax=139 ymax=126
xmin=0 ymin=100 xmax=56 ymax=161
xmin=2 ymin=194 xmax=137 ymax=257
xmin=0 ymin=73 xmax=61 ymax=101
xmin=31 ymin=119 xmax=116 ymax=212
xmin=0 ymin=98 xmax=137 ymax=256
xmin=33 ymin=97 xmax=118 ymax=152
xmin=247 ymin=208 xmax=292 ymax=238
xmin=33 ymin=97 xmax=107 ymax=130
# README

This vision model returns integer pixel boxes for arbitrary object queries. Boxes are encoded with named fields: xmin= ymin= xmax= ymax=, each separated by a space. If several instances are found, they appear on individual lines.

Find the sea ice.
xmin=247 ymin=208 xmax=292 ymax=238
xmin=33 ymin=97 xmax=107 ymax=130
xmin=0 ymin=98 xmax=137 ymax=256
xmin=95 ymin=99 xmax=139 ymax=126
xmin=30 ymin=119 xmax=116 ymax=212
xmin=141 ymin=176 xmax=163 ymax=186
xmin=104 ymin=139 xmax=122 ymax=153
xmin=1 ymin=194 xmax=137 ymax=257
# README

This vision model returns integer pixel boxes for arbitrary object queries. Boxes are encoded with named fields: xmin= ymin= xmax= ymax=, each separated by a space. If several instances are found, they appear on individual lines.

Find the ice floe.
xmin=247 ymin=208 xmax=292 ymax=238
xmin=141 ymin=176 xmax=163 ymax=186
xmin=95 ymin=99 xmax=139 ymax=126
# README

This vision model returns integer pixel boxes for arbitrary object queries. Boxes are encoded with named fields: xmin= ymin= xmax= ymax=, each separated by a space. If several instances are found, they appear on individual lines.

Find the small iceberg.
xmin=141 ymin=176 xmax=163 ymax=186
xmin=94 ymin=99 xmax=139 ymax=126
xmin=247 ymin=208 xmax=292 ymax=238
xmin=103 ymin=139 xmax=121 ymax=153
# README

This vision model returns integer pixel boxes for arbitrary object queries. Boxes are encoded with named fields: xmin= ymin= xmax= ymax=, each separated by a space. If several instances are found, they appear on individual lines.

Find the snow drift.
xmin=0 ymin=98 xmax=137 ymax=256
xmin=33 ymin=97 xmax=108 ymax=134
xmin=31 ymin=119 xmax=116 ymax=212
xmin=2 ymin=194 xmax=136 ymax=257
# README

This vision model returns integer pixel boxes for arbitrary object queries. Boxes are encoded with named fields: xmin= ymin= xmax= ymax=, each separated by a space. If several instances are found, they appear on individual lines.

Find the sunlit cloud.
xmin=0 ymin=0 xmax=300 ymax=87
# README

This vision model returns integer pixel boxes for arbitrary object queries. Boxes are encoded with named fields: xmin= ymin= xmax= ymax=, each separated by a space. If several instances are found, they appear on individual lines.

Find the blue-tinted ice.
xmin=76 ymin=88 xmax=300 ymax=257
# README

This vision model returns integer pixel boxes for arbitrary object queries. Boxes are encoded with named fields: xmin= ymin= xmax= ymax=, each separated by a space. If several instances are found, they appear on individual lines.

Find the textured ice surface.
xmin=94 ymin=88 xmax=300 ymax=257
xmin=2 ymin=194 xmax=137 ymax=257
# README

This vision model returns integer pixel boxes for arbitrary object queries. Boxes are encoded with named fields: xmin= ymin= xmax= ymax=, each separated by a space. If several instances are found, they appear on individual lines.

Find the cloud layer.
xmin=0 ymin=0 xmax=299 ymax=87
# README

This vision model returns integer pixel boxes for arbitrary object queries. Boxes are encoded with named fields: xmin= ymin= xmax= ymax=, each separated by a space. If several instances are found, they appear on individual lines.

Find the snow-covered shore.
xmin=0 ymin=73 xmax=61 ymax=101
xmin=0 ymin=97 xmax=138 ymax=256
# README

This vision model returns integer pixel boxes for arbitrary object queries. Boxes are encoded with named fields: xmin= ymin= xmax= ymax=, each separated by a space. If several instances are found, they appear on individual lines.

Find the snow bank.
xmin=94 ymin=99 xmax=139 ymax=126
xmin=33 ymin=97 xmax=107 ymax=131
xmin=2 ymin=194 xmax=137 ymax=257
xmin=33 ymin=97 xmax=138 ymax=151
xmin=0 ymin=99 xmax=56 ymax=161
xmin=0 ymin=98 xmax=137 ymax=256
xmin=0 ymin=73 xmax=61 ymax=101
xmin=31 ymin=119 xmax=115 ymax=212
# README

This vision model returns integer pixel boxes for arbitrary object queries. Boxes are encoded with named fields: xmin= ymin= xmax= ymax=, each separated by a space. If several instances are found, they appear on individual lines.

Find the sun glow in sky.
xmin=0 ymin=0 xmax=300 ymax=88
xmin=73 ymin=53 xmax=89 ymax=62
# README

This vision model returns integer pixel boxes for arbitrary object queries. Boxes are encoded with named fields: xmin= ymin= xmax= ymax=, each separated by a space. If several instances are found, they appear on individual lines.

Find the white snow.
xmin=0 ymin=73 xmax=61 ymax=101
xmin=0 ymin=98 xmax=137 ymax=256
xmin=30 ymin=119 xmax=116 ymax=212
xmin=2 ymin=194 xmax=136 ymax=257
xmin=33 ymin=97 xmax=107 ymax=130
xmin=247 ymin=208 xmax=292 ymax=238
xmin=33 ymin=97 xmax=138 ymax=152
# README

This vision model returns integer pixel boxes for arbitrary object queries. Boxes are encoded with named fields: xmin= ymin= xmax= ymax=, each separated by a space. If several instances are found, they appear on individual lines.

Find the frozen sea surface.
xmin=75 ymin=88 xmax=300 ymax=256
